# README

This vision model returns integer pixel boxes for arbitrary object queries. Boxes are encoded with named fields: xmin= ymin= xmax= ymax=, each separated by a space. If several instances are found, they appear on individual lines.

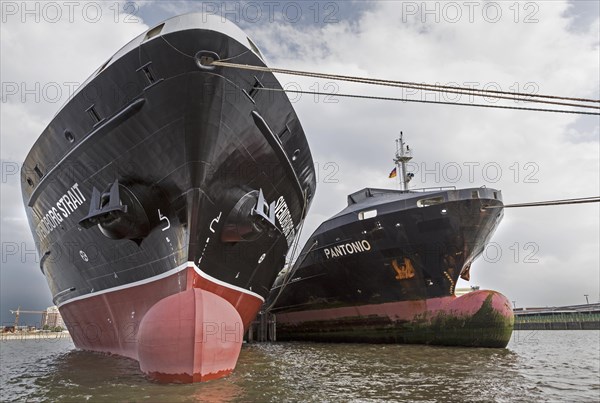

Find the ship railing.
xmin=408 ymin=186 xmax=457 ymax=193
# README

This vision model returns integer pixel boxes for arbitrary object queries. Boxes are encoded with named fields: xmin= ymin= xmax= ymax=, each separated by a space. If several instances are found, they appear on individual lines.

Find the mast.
xmin=393 ymin=132 xmax=413 ymax=191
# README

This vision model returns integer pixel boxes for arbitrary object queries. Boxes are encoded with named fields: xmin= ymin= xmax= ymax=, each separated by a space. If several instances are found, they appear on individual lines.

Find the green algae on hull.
xmin=276 ymin=293 xmax=515 ymax=348
xmin=404 ymin=293 xmax=514 ymax=347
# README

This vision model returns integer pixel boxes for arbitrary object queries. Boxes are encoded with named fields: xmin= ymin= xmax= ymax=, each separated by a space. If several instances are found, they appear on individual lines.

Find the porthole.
xmin=26 ymin=177 xmax=33 ymax=187
xmin=144 ymin=23 xmax=164 ymax=41
xmin=292 ymin=149 xmax=300 ymax=161
xmin=33 ymin=165 xmax=44 ymax=179
xmin=64 ymin=130 xmax=75 ymax=143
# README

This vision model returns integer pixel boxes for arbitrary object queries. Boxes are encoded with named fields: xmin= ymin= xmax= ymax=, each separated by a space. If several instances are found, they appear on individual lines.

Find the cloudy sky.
xmin=1 ymin=1 xmax=598 ymax=326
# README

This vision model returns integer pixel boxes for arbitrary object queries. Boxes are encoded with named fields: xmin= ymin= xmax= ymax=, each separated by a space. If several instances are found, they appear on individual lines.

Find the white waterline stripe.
xmin=57 ymin=262 xmax=189 ymax=308
xmin=191 ymin=262 xmax=265 ymax=302
xmin=57 ymin=261 xmax=264 ymax=307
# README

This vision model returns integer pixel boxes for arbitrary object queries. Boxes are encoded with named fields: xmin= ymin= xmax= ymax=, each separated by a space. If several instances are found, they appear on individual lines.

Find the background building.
xmin=41 ymin=306 xmax=64 ymax=329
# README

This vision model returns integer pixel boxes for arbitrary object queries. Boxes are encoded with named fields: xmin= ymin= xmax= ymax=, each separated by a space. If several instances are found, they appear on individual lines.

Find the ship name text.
xmin=274 ymin=196 xmax=295 ymax=247
xmin=253 ymin=189 xmax=296 ymax=247
xmin=35 ymin=183 xmax=86 ymax=239
xmin=323 ymin=240 xmax=372 ymax=259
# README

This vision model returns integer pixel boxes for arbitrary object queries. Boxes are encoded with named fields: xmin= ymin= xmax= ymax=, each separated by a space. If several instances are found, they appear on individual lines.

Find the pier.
xmin=246 ymin=312 xmax=277 ymax=342
xmin=0 ymin=331 xmax=71 ymax=341
xmin=514 ymin=303 xmax=600 ymax=330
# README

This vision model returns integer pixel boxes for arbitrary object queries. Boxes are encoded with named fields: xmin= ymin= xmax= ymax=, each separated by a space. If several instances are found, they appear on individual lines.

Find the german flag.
xmin=388 ymin=167 xmax=397 ymax=178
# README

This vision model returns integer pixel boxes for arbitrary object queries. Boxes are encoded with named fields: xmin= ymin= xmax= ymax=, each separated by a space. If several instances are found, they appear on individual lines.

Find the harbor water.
xmin=1 ymin=330 xmax=598 ymax=402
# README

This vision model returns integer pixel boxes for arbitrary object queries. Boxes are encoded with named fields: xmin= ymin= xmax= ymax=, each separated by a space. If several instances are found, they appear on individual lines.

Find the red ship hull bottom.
xmin=275 ymin=290 xmax=514 ymax=347
xmin=58 ymin=265 xmax=263 ymax=383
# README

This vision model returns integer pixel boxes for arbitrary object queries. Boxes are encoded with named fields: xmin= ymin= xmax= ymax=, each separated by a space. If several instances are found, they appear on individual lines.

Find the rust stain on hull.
xmin=276 ymin=290 xmax=514 ymax=348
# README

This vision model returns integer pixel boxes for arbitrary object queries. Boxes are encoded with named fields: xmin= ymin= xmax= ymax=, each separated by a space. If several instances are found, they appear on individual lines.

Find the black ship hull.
xmin=21 ymin=14 xmax=315 ymax=382
xmin=270 ymin=187 xmax=513 ymax=347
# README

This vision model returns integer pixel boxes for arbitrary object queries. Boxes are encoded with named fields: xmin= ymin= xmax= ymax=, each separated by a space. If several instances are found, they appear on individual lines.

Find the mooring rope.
xmin=483 ymin=196 xmax=600 ymax=209
xmin=210 ymin=60 xmax=600 ymax=113
xmin=255 ymin=87 xmax=600 ymax=116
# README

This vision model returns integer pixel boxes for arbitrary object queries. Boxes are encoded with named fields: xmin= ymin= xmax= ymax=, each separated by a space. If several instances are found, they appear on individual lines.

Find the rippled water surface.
xmin=1 ymin=331 xmax=598 ymax=402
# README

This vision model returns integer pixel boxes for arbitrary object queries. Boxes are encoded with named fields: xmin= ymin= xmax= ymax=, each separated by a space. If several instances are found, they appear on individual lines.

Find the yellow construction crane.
xmin=9 ymin=307 xmax=46 ymax=329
